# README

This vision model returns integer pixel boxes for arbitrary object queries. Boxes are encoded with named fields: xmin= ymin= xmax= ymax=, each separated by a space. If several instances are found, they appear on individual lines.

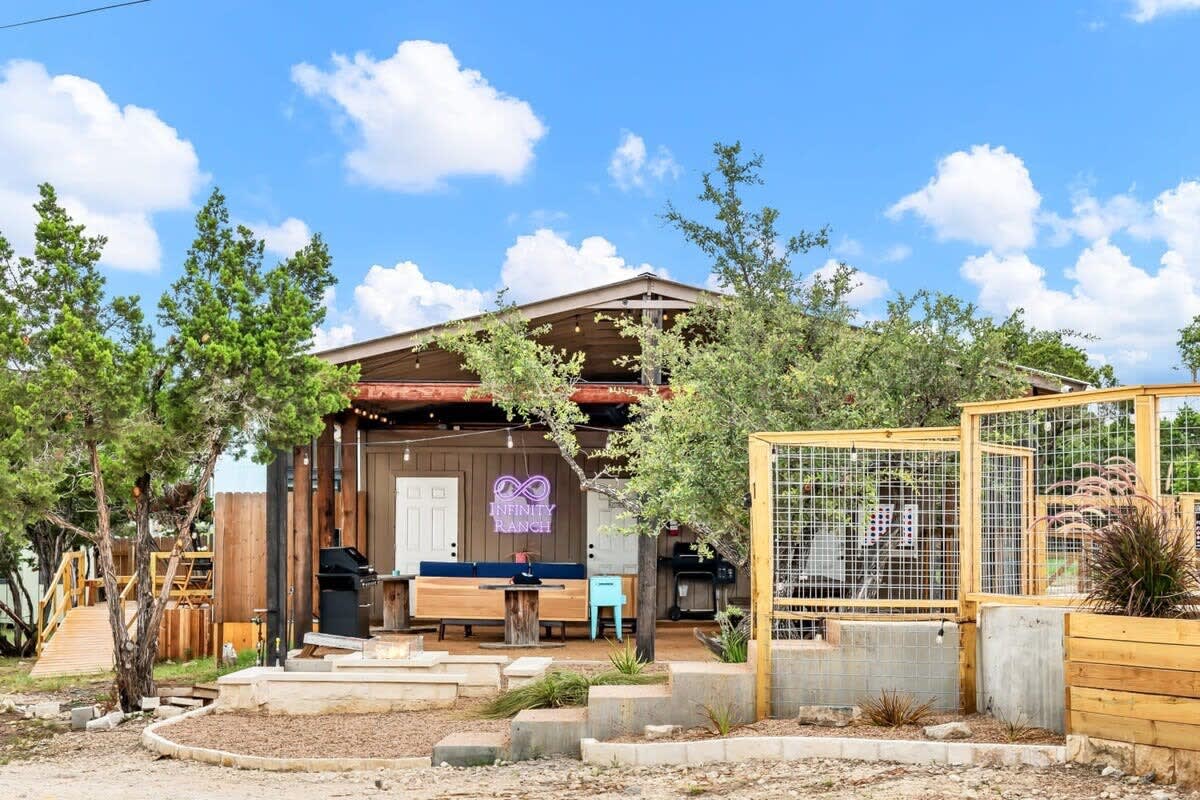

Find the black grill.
xmin=664 ymin=542 xmax=736 ymax=621
xmin=317 ymin=547 xmax=377 ymax=638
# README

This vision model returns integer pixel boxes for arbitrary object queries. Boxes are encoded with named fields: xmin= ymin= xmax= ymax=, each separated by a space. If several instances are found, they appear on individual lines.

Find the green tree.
xmin=997 ymin=312 xmax=1116 ymax=387
xmin=1178 ymin=316 xmax=1200 ymax=383
xmin=435 ymin=142 xmax=1031 ymax=565
xmin=0 ymin=185 xmax=356 ymax=708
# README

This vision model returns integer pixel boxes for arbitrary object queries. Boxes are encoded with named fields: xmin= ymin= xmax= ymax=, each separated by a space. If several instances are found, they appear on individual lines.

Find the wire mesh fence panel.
xmin=1157 ymin=395 xmax=1200 ymax=565
xmin=975 ymin=399 xmax=1136 ymax=598
xmin=768 ymin=439 xmax=961 ymax=713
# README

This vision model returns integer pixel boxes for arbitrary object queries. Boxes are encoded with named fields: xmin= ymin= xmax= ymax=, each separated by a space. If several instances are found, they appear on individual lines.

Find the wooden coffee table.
xmin=476 ymin=584 xmax=565 ymax=648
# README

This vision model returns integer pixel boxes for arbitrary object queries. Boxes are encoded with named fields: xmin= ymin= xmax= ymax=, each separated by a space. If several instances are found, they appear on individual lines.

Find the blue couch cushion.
xmin=475 ymin=562 xmax=527 ymax=579
xmin=533 ymin=562 xmax=586 ymax=580
xmin=419 ymin=561 xmax=475 ymax=578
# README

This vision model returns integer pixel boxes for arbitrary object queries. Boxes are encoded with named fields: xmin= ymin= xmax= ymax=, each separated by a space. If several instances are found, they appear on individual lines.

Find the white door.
xmin=587 ymin=481 xmax=639 ymax=575
xmin=395 ymin=477 xmax=459 ymax=576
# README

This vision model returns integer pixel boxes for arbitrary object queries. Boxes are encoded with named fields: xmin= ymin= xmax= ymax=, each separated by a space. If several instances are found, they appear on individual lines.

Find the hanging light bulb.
xmin=428 ymin=410 xmax=435 ymax=419
xmin=936 ymin=618 xmax=946 ymax=645
xmin=506 ymin=430 xmax=514 ymax=449
xmin=574 ymin=315 xmax=581 ymax=334
xmin=414 ymin=353 xmax=421 ymax=369
xmin=849 ymin=443 xmax=858 ymax=462
xmin=403 ymin=446 xmax=411 ymax=462
xmin=302 ymin=450 xmax=309 ymax=466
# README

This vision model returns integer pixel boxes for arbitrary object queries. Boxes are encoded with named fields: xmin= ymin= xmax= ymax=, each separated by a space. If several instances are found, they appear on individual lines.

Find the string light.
xmin=849 ymin=443 xmax=858 ymax=462
xmin=403 ymin=446 xmax=411 ymax=462
xmin=574 ymin=315 xmax=581 ymax=334
xmin=414 ymin=353 xmax=421 ymax=369
xmin=936 ymin=618 xmax=946 ymax=645
xmin=506 ymin=430 xmax=514 ymax=448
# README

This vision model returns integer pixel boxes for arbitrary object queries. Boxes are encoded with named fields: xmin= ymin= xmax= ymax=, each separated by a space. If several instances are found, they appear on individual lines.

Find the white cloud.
xmin=961 ymin=241 xmax=1200 ymax=358
xmin=292 ymin=41 xmax=546 ymax=192
xmin=353 ymin=260 xmax=487 ymax=333
xmin=500 ymin=228 xmax=665 ymax=303
xmin=0 ymin=60 xmax=205 ymax=271
xmin=249 ymin=217 xmax=312 ymax=257
xmin=881 ymin=244 xmax=912 ymax=263
xmin=887 ymin=144 xmax=1041 ymax=253
xmin=1130 ymin=0 xmax=1200 ymax=21
xmin=608 ymin=131 xmax=681 ymax=192
xmin=833 ymin=236 xmax=863 ymax=257
xmin=814 ymin=259 xmax=890 ymax=306
xmin=312 ymin=323 xmax=356 ymax=351
xmin=1044 ymin=189 xmax=1150 ymax=245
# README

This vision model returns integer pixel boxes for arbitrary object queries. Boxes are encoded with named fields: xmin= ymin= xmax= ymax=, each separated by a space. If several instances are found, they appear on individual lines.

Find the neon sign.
xmin=490 ymin=474 xmax=555 ymax=534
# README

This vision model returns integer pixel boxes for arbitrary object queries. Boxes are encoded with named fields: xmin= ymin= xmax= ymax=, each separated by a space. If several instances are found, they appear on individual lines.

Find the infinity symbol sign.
xmin=493 ymin=475 xmax=551 ymax=502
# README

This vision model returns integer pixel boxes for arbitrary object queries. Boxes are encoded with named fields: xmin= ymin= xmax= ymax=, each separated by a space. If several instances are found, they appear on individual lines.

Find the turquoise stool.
xmin=589 ymin=576 xmax=626 ymax=641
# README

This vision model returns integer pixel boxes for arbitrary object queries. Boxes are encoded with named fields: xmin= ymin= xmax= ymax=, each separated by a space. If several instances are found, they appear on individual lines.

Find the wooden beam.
xmin=587 ymin=299 xmax=695 ymax=310
xmin=1134 ymin=394 xmax=1160 ymax=500
xmin=339 ymin=415 xmax=359 ymax=551
xmin=749 ymin=435 xmax=773 ymax=721
xmin=265 ymin=450 xmax=288 ymax=666
xmin=292 ymin=443 xmax=313 ymax=643
xmin=315 ymin=420 xmax=336 ymax=548
xmin=957 ymin=411 xmax=980 ymax=713
xmin=352 ymin=381 xmax=672 ymax=405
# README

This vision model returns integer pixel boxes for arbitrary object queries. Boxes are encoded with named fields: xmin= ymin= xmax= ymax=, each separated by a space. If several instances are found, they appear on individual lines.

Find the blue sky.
xmin=3 ymin=1 xmax=1200 ymax=382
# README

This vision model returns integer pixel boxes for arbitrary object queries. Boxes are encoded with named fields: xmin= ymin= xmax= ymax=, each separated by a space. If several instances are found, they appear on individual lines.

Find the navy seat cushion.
xmin=419 ymin=561 xmax=475 ymax=578
xmin=475 ymin=562 xmax=527 ymax=579
xmin=532 ymin=562 xmax=586 ymax=580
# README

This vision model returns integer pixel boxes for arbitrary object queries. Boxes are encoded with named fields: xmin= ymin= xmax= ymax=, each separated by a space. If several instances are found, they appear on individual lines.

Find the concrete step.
xmin=503 ymin=656 xmax=552 ymax=688
xmin=586 ymin=683 xmax=674 ymax=741
xmin=511 ymin=707 xmax=589 ymax=760
xmin=432 ymin=731 xmax=509 ymax=767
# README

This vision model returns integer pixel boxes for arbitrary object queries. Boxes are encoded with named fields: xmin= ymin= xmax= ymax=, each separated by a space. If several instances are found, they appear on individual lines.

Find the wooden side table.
xmin=379 ymin=574 xmax=423 ymax=632
xmin=477 ymin=584 xmax=565 ymax=648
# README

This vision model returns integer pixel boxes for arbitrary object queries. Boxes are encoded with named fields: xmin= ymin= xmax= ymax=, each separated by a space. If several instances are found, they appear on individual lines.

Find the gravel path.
xmin=0 ymin=717 xmax=1189 ymax=800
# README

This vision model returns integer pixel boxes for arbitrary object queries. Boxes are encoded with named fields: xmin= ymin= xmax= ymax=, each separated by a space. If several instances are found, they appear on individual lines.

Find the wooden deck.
xmin=30 ymin=603 xmax=131 ymax=678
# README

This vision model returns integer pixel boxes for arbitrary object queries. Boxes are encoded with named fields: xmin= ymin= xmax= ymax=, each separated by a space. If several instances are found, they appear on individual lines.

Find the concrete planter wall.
xmin=1063 ymin=612 xmax=1200 ymax=789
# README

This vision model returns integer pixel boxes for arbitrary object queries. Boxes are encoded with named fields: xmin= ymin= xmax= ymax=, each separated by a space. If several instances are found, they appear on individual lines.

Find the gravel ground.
xmin=165 ymin=702 xmax=509 ymax=758
xmin=0 ymin=716 xmax=1192 ymax=800
xmin=611 ymin=712 xmax=1062 ymax=745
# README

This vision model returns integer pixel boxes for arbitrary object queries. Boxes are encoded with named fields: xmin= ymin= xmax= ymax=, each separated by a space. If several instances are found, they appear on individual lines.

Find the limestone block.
xmin=923 ymin=721 xmax=972 ymax=740
xmin=510 ymin=707 xmax=588 ymax=761
xmin=70 ymin=706 xmax=96 ymax=730
xmin=431 ymin=731 xmax=508 ymax=767
xmin=795 ymin=705 xmax=860 ymax=727
xmin=1175 ymin=748 xmax=1200 ymax=791
xmin=782 ymin=736 xmax=843 ymax=760
xmin=154 ymin=705 xmax=185 ymax=719
xmin=636 ymin=742 xmax=687 ymax=765
xmin=840 ymin=738 xmax=881 ymax=761
xmin=878 ymin=739 xmax=946 ymax=764
xmin=31 ymin=701 xmax=61 ymax=719
xmin=644 ymin=724 xmax=682 ymax=740
xmin=1089 ymin=737 xmax=1135 ymax=774
xmin=140 ymin=696 xmax=161 ymax=710
xmin=1065 ymin=734 xmax=1092 ymax=764
xmin=684 ymin=739 xmax=728 ymax=765
xmin=725 ymin=737 xmax=783 ymax=762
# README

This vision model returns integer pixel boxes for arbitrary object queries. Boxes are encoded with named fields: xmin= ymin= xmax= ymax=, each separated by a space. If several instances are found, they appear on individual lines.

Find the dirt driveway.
xmin=0 ymin=715 xmax=1186 ymax=800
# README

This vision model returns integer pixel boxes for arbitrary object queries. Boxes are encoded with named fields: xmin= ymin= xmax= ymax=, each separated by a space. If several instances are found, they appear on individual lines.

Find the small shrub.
xmin=714 ymin=605 xmax=749 ymax=664
xmin=607 ymin=639 xmax=645 ymax=675
xmin=998 ymin=711 xmax=1036 ymax=743
xmin=859 ymin=689 xmax=935 ymax=727
xmin=482 ymin=669 xmax=665 ymax=719
xmin=700 ymin=702 xmax=738 ymax=736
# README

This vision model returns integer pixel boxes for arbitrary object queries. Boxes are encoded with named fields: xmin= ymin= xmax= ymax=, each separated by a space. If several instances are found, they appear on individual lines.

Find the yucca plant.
xmin=608 ymin=639 xmax=646 ymax=675
xmin=1044 ymin=457 xmax=1199 ymax=618
xmin=700 ymin=702 xmax=739 ymax=736
xmin=859 ymin=689 xmax=935 ymax=727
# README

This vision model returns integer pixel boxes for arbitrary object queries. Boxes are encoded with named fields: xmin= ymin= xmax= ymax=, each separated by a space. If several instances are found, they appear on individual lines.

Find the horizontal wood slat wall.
xmin=1065 ymin=612 xmax=1200 ymax=752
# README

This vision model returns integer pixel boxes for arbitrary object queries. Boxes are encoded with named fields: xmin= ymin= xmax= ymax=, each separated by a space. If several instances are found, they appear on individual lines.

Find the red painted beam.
xmin=352 ymin=381 xmax=670 ymax=405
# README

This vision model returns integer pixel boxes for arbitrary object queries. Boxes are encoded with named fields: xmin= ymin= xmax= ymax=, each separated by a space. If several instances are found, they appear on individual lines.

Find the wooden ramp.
xmin=30 ymin=603 xmax=131 ymax=678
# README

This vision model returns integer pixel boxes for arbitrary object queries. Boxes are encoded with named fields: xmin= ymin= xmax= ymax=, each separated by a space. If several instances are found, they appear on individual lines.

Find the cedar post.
xmin=292 ymin=442 xmax=313 ymax=642
xmin=265 ymin=450 xmax=289 ymax=666
xmin=339 ymin=414 xmax=359 ymax=551
xmin=315 ymin=418 xmax=336 ymax=548
xmin=635 ymin=288 xmax=661 ymax=662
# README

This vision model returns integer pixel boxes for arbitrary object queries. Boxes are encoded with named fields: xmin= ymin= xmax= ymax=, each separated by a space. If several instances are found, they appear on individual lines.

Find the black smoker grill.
xmin=664 ymin=541 xmax=736 ymax=621
xmin=317 ymin=546 xmax=378 ymax=639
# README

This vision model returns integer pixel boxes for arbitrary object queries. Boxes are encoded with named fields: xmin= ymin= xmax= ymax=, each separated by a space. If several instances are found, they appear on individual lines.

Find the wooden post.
xmin=957 ymin=411 xmax=980 ymax=713
xmin=265 ymin=450 xmax=289 ymax=667
xmin=635 ymin=293 xmax=661 ymax=663
xmin=315 ymin=419 xmax=336 ymax=548
xmin=339 ymin=414 xmax=360 ymax=552
xmin=292 ymin=442 xmax=313 ymax=643
xmin=749 ymin=436 xmax=773 ymax=721
xmin=636 ymin=533 xmax=656 ymax=662
xmin=1134 ymin=393 xmax=1160 ymax=501
xmin=380 ymin=578 xmax=412 ymax=632
xmin=504 ymin=588 xmax=541 ymax=646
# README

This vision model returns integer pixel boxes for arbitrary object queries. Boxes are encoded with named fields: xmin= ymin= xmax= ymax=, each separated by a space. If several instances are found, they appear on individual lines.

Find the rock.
xmin=140 ymin=696 xmax=161 ymax=710
xmin=31 ymin=701 xmax=61 ymax=719
xmin=163 ymin=696 xmax=203 ymax=708
xmin=644 ymin=724 xmax=682 ymax=740
xmin=1150 ymin=790 xmax=1171 ymax=800
xmin=1101 ymin=766 xmax=1124 ymax=779
xmin=924 ymin=722 xmax=973 ymax=741
xmin=0 ymin=698 xmax=17 ymax=714
xmin=85 ymin=716 xmax=114 ymax=732
xmin=154 ymin=705 xmax=184 ymax=720
xmin=105 ymin=710 xmax=124 ymax=727
xmin=795 ymin=705 xmax=861 ymax=727
xmin=70 ymin=706 xmax=96 ymax=730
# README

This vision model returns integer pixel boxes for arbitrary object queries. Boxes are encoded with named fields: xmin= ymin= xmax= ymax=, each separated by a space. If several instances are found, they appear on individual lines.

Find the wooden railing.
xmin=36 ymin=549 xmax=215 ymax=650
xmin=35 ymin=551 xmax=87 ymax=655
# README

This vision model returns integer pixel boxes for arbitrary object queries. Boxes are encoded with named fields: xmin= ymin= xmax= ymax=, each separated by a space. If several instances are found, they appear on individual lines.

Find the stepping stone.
xmin=431 ymin=731 xmax=508 ymax=767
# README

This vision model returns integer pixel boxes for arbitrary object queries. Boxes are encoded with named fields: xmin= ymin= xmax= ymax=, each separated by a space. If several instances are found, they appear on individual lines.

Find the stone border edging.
xmin=141 ymin=704 xmax=432 ymax=772
xmin=580 ymin=735 xmax=1066 ymax=768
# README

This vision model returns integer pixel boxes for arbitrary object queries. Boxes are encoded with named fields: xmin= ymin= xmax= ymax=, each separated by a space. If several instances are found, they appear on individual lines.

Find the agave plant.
xmin=1043 ymin=457 xmax=1199 ymax=619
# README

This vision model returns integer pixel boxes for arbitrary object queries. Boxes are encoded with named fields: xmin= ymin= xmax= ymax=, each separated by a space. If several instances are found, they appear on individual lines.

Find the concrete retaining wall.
xmin=215 ymin=666 xmax=463 ymax=714
xmin=771 ymin=620 xmax=960 ymax=714
xmin=976 ymin=604 xmax=1067 ymax=733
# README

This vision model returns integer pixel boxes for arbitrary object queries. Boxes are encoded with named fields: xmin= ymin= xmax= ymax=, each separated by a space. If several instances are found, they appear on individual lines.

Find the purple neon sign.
xmin=490 ymin=474 xmax=555 ymax=534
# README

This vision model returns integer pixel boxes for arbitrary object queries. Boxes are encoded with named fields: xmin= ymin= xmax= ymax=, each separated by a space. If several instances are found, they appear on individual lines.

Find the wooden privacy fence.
xmin=1065 ymin=612 xmax=1200 ymax=777
xmin=158 ymin=606 xmax=212 ymax=662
